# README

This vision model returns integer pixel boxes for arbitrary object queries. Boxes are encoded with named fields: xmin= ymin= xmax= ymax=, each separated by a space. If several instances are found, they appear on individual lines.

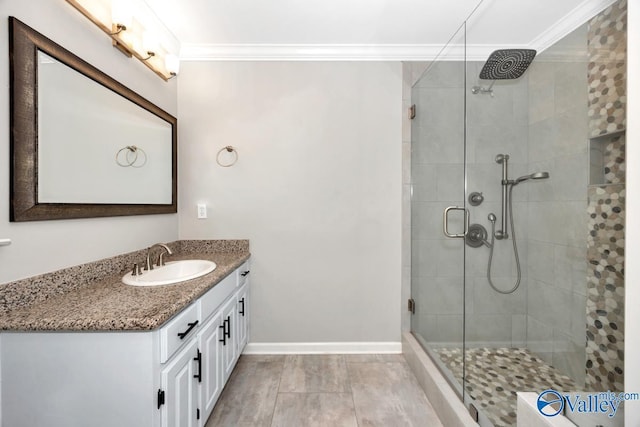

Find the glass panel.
xmin=410 ymin=22 xmax=467 ymax=397
xmin=462 ymin=1 xmax=627 ymax=425
xmin=409 ymin=1 xmax=626 ymax=425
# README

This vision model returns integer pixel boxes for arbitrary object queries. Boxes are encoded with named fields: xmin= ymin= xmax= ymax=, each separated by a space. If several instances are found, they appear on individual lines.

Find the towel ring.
xmin=216 ymin=146 xmax=238 ymax=167
xmin=116 ymin=145 xmax=147 ymax=168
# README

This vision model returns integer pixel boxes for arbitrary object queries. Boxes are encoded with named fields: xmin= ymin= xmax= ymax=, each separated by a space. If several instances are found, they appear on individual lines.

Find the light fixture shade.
xmin=165 ymin=54 xmax=180 ymax=75
xmin=66 ymin=0 xmax=181 ymax=81
xmin=143 ymin=30 xmax=159 ymax=54
xmin=66 ymin=0 xmax=112 ymax=32
xmin=111 ymin=0 xmax=133 ymax=27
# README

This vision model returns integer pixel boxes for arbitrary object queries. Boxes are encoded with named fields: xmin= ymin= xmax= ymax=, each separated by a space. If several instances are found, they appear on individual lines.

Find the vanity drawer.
xmin=200 ymin=273 xmax=236 ymax=322
xmin=160 ymin=302 xmax=200 ymax=363
xmin=238 ymin=261 xmax=251 ymax=287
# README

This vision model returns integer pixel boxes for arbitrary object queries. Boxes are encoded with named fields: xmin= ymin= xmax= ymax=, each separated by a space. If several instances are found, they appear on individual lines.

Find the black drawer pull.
xmin=177 ymin=320 xmax=199 ymax=339
xmin=193 ymin=349 xmax=202 ymax=383
xmin=225 ymin=316 xmax=231 ymax=339
xmin=239 ymin=298 xmax=245 ymax=316
xmin=219 ymin=324 xmax=227 ymax=345
xmin=241 ymin=270 xmax=250 ymax=277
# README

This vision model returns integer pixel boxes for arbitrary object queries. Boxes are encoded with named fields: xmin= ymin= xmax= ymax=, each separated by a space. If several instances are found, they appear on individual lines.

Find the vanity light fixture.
xmin=65 ymin=0 xmax=180 ymax=81
xmin=165 ymin=54 xmax=180 ymax=78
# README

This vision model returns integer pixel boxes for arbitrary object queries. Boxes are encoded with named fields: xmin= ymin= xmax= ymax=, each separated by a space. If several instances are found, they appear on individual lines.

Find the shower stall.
xmin=409 ymin=1 xmax=626 ymax=426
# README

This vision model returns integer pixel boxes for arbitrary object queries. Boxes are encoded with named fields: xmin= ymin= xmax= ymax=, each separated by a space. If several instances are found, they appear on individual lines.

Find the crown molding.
xmin=180 ymin=0 xmax=617 ymax=62
xmin=180 ymin=43 xmax=516 ymax=62
xmin=180 ymin=41 xmax=583 ymax=62
xmin=529 ymin=0 xmax=618 ymax=53
xmin=180 ymin=43 xmax=447 ymax=61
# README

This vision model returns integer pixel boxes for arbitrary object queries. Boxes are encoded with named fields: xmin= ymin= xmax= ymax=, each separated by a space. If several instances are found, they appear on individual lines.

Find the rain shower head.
xmin=514 ymin=171 xmax=550 ymax=184
xmin=479 ymin=49 xmax=537 ymax=80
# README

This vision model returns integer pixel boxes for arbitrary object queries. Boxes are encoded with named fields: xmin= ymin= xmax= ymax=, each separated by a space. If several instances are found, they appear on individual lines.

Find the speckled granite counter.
xmin=0 ymin=240 xmax=250 ymax=331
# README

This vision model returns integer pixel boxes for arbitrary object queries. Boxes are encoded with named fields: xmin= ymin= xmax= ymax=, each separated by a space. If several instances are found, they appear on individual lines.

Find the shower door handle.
xmin=443 ymin=206 xmax=469 ymax=238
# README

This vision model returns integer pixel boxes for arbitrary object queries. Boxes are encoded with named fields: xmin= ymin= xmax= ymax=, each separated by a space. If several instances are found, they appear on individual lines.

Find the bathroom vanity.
xmin=0 ymin=241 xmax=250 ymax=427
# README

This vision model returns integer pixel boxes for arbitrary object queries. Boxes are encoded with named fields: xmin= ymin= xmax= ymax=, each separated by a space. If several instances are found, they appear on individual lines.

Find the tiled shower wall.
xmin=408 ymin=0 xmax=626 ymax=392
xmin=410 ymin=60 xmax=466 ymax=346
xmin=525 ymin=24 xmax=589 ymax=387
xmin=585 ymin=0 xmax=626 ymax=393
xmin=410 ymin=60 xmax=530 ymax=347
xmin=464 ymin=63 xmax=530 ymax=347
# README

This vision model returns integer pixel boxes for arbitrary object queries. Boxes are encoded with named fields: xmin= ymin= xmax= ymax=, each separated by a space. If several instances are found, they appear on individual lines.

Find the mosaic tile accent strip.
xmin=586 ymin=185 xmax=625 ymax=392
xmin=587 ymin=0 xmax=627 ymax=137
xmin=435 ymin=347 xmax=576 ymax=427
xmin=604 ymin=133 xmax=626 ymax=184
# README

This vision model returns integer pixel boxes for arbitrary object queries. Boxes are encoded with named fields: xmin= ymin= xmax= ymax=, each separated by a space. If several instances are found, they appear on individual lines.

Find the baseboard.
xmin=243 ymin=341 xmax=402 ymax=354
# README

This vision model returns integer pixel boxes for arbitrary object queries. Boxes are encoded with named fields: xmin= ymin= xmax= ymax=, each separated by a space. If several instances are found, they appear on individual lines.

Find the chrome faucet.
xmin=145 ymin=243 xmax=173 ymax=270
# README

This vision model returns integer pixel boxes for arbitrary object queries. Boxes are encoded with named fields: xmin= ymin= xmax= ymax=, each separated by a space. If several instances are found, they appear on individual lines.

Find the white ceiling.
xmin=145 ymin=0 xmax=617 ymax=60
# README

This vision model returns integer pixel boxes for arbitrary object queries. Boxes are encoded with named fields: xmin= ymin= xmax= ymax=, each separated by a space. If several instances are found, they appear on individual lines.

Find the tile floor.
xmin=436 ymin=347 xmax=577 ymax=427
xmin=205 ymin=354 xmax=443 ymax=427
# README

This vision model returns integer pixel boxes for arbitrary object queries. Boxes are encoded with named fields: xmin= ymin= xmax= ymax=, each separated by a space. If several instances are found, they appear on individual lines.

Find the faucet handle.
xmin=145 ymin=255 xmax=153 ymax=271
xmin=132 ymin=263 xmax=142 ymax=276
xmin=157 ymin=252 xmax=168 ymax=267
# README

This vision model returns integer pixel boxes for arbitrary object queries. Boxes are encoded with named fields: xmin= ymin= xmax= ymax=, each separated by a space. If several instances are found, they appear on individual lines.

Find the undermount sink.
xmin=122 ymin=260 xmax=217 ymax=286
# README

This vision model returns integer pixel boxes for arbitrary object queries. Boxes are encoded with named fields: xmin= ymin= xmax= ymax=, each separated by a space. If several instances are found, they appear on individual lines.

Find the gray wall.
xmin=177 ymin=61 xmax=403 ymax=345
xmin=0 ymin=1 xmax=179 ymax=284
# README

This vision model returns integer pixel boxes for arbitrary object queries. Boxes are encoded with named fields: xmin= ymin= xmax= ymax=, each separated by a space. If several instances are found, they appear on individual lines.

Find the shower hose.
xmin=487 ymin=184 xmax=521 ymax=294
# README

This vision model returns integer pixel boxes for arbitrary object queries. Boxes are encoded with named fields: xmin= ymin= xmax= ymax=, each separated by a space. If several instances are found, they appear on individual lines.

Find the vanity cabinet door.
xmin=236 ymin=283 xmax=249 ymax=353
xmin=219 ymin=295 xmax=238 ymax=382
xmin=161 ymin=339 xmax=199 ymax=427
xmin=199 ymin=311 xmax=224 ymax=423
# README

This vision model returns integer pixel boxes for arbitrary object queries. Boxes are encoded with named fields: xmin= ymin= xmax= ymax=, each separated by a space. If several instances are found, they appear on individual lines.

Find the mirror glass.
xmin=10 ymin=17 xmax=177 ymax=221
xmin=37 ymin=51 xmax=173 ymax=204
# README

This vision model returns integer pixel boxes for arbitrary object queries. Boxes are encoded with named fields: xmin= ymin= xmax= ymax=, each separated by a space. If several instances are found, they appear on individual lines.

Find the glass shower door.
xmin=412 ymin=2 xmax=627 ymax=426
xmin=410 ymin=22 xmax=468 ymax=397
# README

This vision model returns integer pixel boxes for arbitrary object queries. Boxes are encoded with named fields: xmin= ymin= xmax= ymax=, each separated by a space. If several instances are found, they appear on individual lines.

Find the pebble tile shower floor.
xmin=435 ymin=347 xmax=577 ymax=427
xmin=206 ymin=354 xmax=443 ymax=427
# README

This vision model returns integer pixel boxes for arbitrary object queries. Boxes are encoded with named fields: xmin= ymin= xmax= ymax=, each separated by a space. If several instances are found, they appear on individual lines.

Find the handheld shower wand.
xmin=487 ymin=155 xmax=550 ymax=294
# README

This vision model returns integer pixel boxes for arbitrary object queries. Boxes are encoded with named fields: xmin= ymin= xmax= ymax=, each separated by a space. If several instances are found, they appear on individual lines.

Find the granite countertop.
xmin=0 ymin=241 xmax=250 ymax=332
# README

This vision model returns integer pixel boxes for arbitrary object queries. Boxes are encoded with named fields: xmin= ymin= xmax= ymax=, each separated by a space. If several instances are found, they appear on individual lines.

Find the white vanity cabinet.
xmin=198 ymin=310 xmax=224 ymax=420
xmin=161 ymin=338 xmax=200 ymax=427
xmin=0 ymin=260 xmax=251 ymax=427
xmin=236 ymin=283 xmax=249 ymax=352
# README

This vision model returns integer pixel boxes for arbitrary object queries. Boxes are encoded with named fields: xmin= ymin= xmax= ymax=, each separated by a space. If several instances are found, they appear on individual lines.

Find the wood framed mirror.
xmin=9 ymin=17 xmax=177 ymax=222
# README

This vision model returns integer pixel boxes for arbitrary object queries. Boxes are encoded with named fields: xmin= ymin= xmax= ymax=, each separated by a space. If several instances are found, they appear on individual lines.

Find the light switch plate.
xmin=197 ymin=203 xmax=207 ymax=219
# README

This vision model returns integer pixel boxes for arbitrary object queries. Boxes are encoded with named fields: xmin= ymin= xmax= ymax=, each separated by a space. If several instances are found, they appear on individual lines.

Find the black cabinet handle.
xmin=177 ymin=320 xmax=199 ymax=339
xmin=239 ymin=298 xmax=245 ymax=316
xmin=241 ymin=270 xmax=250 ymax=277
xmin=157 ymin=389 xmax=165 ymax=409
xmin=225 ymin=316 xmax=231 ymax=339
xmin=193 ymin=349 xmax=202 ymax=383
xmin=218 ymin=324 xmax=227 ymax=346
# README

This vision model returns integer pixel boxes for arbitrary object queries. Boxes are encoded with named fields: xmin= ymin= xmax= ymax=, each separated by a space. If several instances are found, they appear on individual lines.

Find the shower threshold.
xmin=403 ymin=332 xmax=583 ymax=427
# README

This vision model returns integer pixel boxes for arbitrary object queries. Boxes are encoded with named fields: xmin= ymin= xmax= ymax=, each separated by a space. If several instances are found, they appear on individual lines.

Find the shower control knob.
xmin=468 ymin=192 xmax=484 ymax=206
